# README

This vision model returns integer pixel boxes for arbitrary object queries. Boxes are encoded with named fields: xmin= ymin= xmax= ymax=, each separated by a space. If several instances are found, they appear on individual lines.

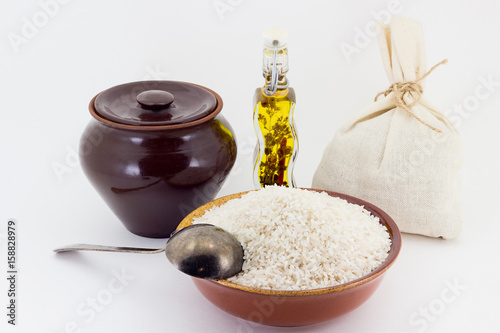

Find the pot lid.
xmin=92 ymin=81 xmax=220 ymax=127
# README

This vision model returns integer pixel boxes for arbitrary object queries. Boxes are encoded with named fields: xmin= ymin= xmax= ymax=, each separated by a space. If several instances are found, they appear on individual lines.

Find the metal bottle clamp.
xmin=263 ymin=41 xmax=289 ymax=96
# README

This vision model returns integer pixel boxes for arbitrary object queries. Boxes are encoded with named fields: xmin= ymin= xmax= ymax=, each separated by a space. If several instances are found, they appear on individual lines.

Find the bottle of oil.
xmin=253 ymin=29 xmax=298 ymax=188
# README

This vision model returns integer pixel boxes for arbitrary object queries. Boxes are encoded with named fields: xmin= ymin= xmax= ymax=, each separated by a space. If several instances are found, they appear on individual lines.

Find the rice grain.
xmin=192 ymin=186 xmax=391 ymax=291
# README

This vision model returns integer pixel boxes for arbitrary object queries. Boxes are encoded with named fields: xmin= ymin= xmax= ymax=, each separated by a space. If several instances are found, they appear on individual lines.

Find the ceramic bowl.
xmin=177 ymin=188 xmax=402 ymax=327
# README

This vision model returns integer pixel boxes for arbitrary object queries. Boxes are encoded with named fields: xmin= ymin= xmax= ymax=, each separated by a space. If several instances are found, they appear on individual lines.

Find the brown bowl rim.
xmin=88 ymin=80 xmax=224 ymax=131
xmin=178 ymin=187 xmax=402 ymax=297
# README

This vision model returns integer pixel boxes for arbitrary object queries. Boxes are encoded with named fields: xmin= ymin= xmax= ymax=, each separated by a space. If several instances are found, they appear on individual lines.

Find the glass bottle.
xmin=253 ymin=29 xmax=298 ymax=188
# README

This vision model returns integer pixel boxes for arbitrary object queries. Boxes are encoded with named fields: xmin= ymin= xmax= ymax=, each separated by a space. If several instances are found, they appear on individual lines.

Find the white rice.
xmin=192 ymin=186 xmax=391 ymax=291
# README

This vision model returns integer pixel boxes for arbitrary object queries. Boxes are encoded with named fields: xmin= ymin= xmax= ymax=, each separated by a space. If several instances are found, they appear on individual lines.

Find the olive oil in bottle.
xmin=253 ymin=29 xmax=298 ymax=188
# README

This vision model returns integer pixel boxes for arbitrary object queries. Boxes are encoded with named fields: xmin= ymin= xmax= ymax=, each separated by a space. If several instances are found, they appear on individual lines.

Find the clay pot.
xmin=79 ymin=81 xmax=237 ymax=238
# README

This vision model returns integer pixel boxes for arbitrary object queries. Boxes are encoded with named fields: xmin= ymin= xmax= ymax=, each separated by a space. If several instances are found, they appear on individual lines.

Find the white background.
xmin=1 ymin=0 xmax=499 ymax=332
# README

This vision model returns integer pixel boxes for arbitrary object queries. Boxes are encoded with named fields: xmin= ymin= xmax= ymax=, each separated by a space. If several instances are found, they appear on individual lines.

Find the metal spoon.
xmin=54 ymin=224 xmax=244 ymax=280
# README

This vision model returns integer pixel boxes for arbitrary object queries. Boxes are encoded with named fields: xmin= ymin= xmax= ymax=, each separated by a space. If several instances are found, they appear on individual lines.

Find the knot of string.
xmin=374 ymin=59 xmax=448 ymax=133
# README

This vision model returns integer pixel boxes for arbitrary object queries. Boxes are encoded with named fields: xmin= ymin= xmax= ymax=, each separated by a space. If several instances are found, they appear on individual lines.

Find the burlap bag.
xmin=313 ymin=17 xmax=462 ymax=239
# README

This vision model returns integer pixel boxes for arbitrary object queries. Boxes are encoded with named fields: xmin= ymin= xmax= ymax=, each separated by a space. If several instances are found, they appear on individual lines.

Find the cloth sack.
xmin=312 ymin=17 xmax=462 ymax=239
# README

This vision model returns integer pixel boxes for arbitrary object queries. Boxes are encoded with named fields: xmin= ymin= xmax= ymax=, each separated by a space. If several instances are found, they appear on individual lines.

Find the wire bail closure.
xmin=264 ymin=42 xmax=289 ymax=96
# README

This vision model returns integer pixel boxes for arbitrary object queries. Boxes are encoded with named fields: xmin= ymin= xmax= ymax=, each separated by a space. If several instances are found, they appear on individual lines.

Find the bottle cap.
xmin=263 ymin=29 xmax=288 ymax=48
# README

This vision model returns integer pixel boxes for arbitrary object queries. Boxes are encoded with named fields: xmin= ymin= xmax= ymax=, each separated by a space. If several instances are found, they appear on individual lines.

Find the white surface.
xmin=1 ymin=0 xmax=499 ymax=332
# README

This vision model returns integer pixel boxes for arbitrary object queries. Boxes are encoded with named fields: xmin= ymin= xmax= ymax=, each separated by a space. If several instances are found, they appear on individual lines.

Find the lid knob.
xmin=137 ymin=90 xmax=175 ymax=110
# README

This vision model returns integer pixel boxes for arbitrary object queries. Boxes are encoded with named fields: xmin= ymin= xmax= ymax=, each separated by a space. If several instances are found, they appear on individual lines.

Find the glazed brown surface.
xmin=80 ymin=81 xmax=236 ymax=238
xmin=80 ymin=115 xmax=236 ymax=238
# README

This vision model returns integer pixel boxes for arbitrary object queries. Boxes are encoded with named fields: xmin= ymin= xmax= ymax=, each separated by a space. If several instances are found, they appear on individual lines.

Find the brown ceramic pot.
xmin=177 ymin=189 xmax=402 ymax=326
xmin=79 ymin=81 xmax=237 ymax=238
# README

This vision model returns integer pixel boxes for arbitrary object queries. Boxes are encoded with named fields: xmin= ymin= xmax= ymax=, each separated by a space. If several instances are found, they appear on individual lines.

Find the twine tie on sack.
xmin=374 ymin=59 xmax=448 ymax=133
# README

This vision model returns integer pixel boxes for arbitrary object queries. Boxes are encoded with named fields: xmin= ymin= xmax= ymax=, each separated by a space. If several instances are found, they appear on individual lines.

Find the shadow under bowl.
xmin=177 ymin=188 xmax=402 ymax=327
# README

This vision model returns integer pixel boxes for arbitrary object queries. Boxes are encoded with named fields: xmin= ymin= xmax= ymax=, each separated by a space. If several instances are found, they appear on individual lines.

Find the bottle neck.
xmin=262 ymin=45 xmax=289 ymax=96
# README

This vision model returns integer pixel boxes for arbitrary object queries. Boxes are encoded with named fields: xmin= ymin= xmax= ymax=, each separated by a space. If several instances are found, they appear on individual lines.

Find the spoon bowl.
xmin=166 ymin=224 xmax=243 ymax=280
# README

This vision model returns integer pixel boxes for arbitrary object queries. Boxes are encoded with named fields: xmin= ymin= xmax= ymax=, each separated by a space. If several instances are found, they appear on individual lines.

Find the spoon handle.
xmin=53 ymin=243 xmax=165 ymax=254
